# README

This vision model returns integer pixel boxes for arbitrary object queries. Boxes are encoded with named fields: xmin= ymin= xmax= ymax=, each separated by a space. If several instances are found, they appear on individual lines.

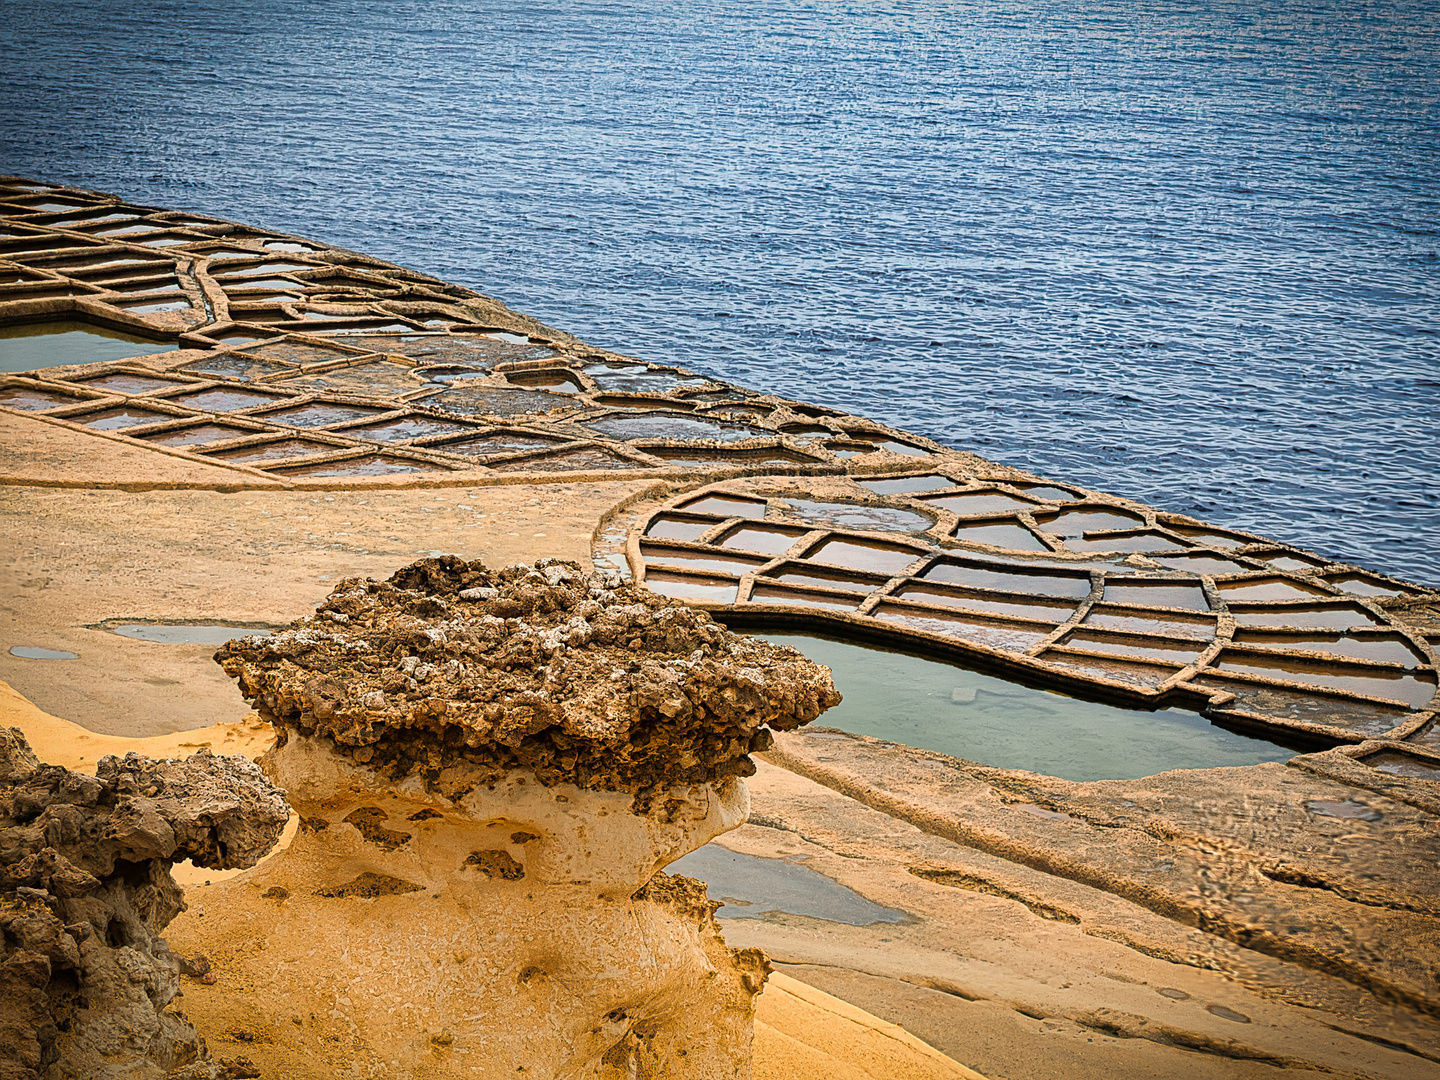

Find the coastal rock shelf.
xmin=2 ymin=174 xmax=1436 ymax=776
xmin=5 ymin=177 xmax=1440 ymax=1079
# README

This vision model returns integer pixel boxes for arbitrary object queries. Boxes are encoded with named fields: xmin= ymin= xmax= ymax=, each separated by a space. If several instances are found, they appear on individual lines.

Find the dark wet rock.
xmin=0 ymin=728 xmax=288 ymax=1080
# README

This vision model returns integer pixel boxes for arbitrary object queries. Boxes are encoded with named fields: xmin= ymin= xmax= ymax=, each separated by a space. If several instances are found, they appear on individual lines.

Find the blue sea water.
xmin=1 ymin=0 xmax=1436 ymax=583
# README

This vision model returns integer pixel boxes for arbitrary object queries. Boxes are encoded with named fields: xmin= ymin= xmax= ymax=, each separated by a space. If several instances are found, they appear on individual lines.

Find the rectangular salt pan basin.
xmin=805 ymin=539 xmax=926 ymax=575
xmin=1215 ymin=654 xmax=1436 ymax=708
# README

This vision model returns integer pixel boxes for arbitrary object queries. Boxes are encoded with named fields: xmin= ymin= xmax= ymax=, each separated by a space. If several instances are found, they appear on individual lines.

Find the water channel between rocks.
xmin=752 ymin=632 xmax=1295 ymax=782
xmin=111 ymin=624 xmax=275 ymax=645
xmin=668 ymin=843 xmax=906 ymax=926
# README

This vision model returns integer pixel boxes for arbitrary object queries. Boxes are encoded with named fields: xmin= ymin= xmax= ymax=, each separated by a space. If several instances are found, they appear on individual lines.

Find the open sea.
xmin=1 ymin=0 xmax=1435 ymax=583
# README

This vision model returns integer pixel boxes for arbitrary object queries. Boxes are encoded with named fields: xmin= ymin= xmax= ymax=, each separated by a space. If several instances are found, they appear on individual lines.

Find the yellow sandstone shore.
xmin=3 ymin=176 xmax=1439 ymax=1079
xmin=0 ymin=681 xmax=982 ymax=1079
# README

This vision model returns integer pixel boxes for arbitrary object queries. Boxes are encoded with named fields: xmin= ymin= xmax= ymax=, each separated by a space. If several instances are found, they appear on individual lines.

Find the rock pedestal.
xmin=209 ymin=556 xmax=840 ymax=1078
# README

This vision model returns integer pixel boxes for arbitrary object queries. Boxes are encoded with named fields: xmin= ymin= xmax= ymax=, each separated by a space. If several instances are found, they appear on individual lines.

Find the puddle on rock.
xmin=923 ymin=560 xmax=1091 ymax=599
xmin=858 ymin=474 xmax=958 ymax=496
xmin=871 ymin=604 xmax=1054 ymax=652
xmin=767 ymin=566 xmax=886 ymax=595
xmin=1229 ymin=603 xmax=1383 ymax=630
xmin=645 ymin=447 xmax=818 ymax=469
xmin=894 ymin=583 xmax=1077 ymax=622
xmin=1082 ymin=608 xmax=1216 ymax=641
xmin=112 ymin=624 xmax=275 ymax=645
xmin=1214 ymin=655 xmax=1436 ymax=708
xmin=640 ymin=546 xmax=768 ymax=576
xmin=719 ymin=524 xmax=810 ymax=556
xmin=1195 ymin=676 xmax=1406 ymax=736
xmin=432 ymin=431 xmax=567 ymax=456
xmin=488 ymin=448 xmax=640 ymax=472
xmin=1152 ymin=553 xmax=1257 ymax=575
xmin=504 ymin=369 xmax=584 ymax=393
xmin=952 ymin=520 xmax=1050 ymax=551
xmin=1217 ymin=578 xmax=1333 ymax=602
xmin=749 ymin=584 xmax=862 ymax=610
xmin=1170 ymin=526 xmax=1254 ymax=549
xmin=0 ymin=385 xmax=93 ymax=411
xmin=1035 ymin=508 xmax=1146 ymax=536
xmin=1304 ymin=799 xmax=1382 ymax=822
xmin=426 ymin=385 xmax=575 ymax=418
xmin=1365 ymin=752 xmax=1440 ymax=780
xmin=1327 ymin=575 xmax=1408 ymax=599
xmin=1011 ymin=484 xmax=1081 ymax=502
xmin=224 ymin=261 xmax=313 ymax=277
xmin=261 ymin=402 xmax=387 ymax=429
xmin=642 ymin=571 xmax=738 ymax=604
xmin=168 ymin=387 xmax=292 ymax=412
xmin=803 ymin=538 xmax=926 ymax=575
xmin=72 ymin=372 xmax=192 ymax=395
xmin=79 ymin=406 xmax=175 ymax=430
xmin=746 ymin=633 xmax=1294 ymax=780
xmin=1060 ymin=632 xmax=1205 ymax=666
xmin=644 ymin=516 xmax=718 ymax=542
xmin=207 ymin=439 xmax=337 ymax=463
xmin=177 ymin=355 xmax=295 ymax=383
xmin=668 ymin=844 xmax=905 ymax=925
xmin=273 ymin=455 xmax=441 ymax=478
xmin=921 ymin=490 xmax=1038 ymax=516
xmin=1231 ymin=631 xmax=1423 ymax=667
xmin=1064 ymin=530 xmax=1190 ymax=554
xmin=1044 ymin=654 xmax=1177 ymax=689
xmin=1103 ymin=580 xmax=1210 ymax=611
xmin=775 ymin=499 xmax=933 ymax=534
xmin=680 ymin=495 xmax=767 ymax=519
xmin=1252 ymin=552 xmax=1328 ymax=572
xmin=133 ymin=422 xmax=258 ymax=448
xmin=10 ymin=646 xmax=78 ymax=660
xmin=583 ymin=363 xmax=709 ymax=394
xmin=585 ymin=413 xmax=770 ymax=443
xmin=280 ymin=361 xmax=424 ymax=398
xmin=340 ymin=415 xmax=475 ymax=443
xmin=0 ymin=320 xmax=177 ymax=372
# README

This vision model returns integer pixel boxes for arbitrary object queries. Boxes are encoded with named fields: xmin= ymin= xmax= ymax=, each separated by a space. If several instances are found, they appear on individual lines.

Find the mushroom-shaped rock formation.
xmin=0 ymin=728 xmax=288 ymax=1080
xmin=206 ymin=556 xmax=840 ymax=1078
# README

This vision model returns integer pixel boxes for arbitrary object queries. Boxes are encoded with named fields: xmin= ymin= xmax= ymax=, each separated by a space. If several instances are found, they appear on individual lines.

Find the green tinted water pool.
xmin=0 ymin=320 xmax=175 ymax=372
xmin=753 ymin=632 xmax=1296 ymax=781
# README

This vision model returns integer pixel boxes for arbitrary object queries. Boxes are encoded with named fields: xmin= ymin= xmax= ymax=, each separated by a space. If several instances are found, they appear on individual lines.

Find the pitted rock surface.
xmin=216 ymin=557 xmax=840 ymax=802
xmin=0 ymin=728 xmax=288 ymax=1080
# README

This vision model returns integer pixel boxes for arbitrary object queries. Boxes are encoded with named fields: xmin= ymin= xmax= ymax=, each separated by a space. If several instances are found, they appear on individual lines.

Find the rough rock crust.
xmin=0 ymin=728 xmax=287 ymax=1080
xmin=216 ymin=557 xmax=840 ymax=805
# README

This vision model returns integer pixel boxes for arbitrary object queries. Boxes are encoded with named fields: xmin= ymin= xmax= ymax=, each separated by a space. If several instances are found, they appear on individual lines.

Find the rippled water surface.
xmin=1 ymin=0 xmax=1435 ymax=581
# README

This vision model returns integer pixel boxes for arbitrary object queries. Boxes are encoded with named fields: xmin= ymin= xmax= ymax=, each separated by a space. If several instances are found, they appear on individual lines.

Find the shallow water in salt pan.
xmin=751 ymin=632 xmax=1296 ymax=780
xmin=0 ymin=321 xmax=175 ymax=371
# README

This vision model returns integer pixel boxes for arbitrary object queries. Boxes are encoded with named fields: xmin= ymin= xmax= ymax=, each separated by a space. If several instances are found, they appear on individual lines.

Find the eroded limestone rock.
xmin=200 ymin=557 xmax=840 ymax=1078
xmin=217 ymin=556 xmax=839 ymax=804
xmin=0 ymin=728 xmax=287 ymax=1080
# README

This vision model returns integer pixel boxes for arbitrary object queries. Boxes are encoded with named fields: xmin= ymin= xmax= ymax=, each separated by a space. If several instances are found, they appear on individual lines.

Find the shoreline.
xmin=2 ymin=175 xmax=1438 ymax=1077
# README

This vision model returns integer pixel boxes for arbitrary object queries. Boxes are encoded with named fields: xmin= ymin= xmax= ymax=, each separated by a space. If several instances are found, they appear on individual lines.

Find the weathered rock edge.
xmin=0 ymin=727 xmax=288 ymax=1080
xmin=216 ymin=556 xmax=840 ymax=808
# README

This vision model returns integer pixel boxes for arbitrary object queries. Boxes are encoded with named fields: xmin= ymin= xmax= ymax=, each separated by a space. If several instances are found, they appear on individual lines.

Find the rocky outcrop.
xmin=217 ymin=556 xmax=839 ymax=805
xmin=0 ymin=728 xmax=288 ymax=1080
xmin=195 ymin=557 xmax=840 ymax=1078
